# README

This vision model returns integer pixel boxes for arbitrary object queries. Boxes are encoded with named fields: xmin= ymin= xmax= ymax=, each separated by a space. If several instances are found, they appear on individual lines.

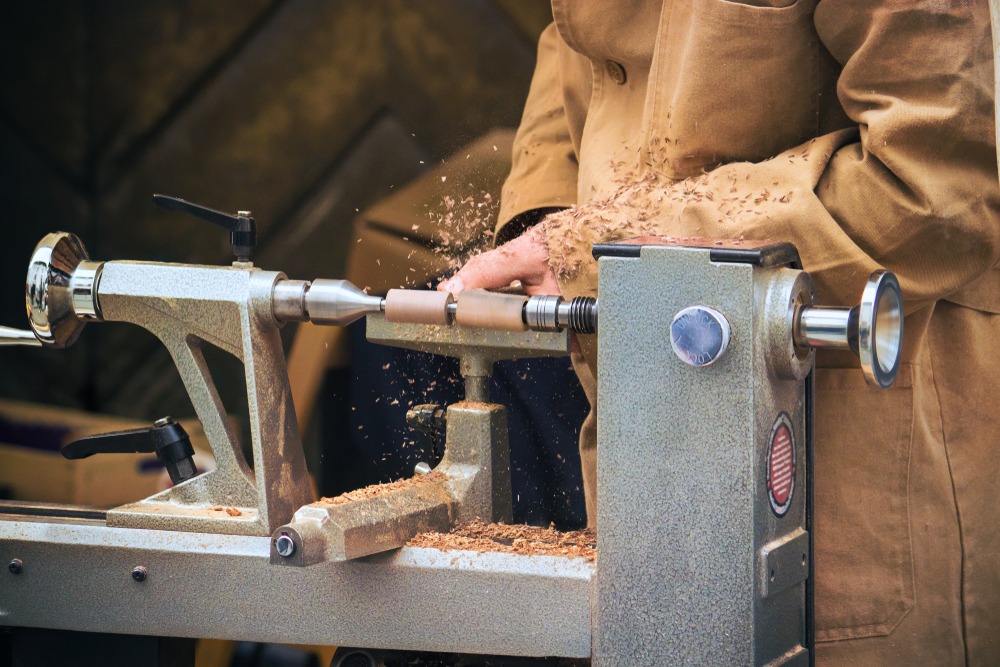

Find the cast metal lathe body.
xmin=0 ymin=229 xmax=903 ymax=666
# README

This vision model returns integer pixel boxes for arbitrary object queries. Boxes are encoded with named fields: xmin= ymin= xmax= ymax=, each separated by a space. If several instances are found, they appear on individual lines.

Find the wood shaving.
xmin=408 ymin=520 xmax=596 ymax=562
xmin=319 ymin=471 xmax=446 ymax=505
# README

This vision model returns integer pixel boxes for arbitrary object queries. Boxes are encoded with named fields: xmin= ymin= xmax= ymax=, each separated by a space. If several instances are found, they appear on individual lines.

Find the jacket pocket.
xmin=642 ymin=0 xmax=819 ymax=179
xmin=813 ymin=366 xmax=915 ymax=641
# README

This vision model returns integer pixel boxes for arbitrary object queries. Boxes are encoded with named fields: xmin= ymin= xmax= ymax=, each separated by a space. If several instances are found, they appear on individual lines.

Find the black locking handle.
xmin=405 ymin=404 xmax=447 ymax=462
xmin=62 ymin=417 xmax=198 ymax=485
xmin=153 ymin=194 xmax=256 ymax=262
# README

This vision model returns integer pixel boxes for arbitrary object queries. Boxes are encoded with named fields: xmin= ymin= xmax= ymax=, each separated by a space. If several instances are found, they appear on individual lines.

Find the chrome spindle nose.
xmin=25 ymin=232 xmax=102 ymax=348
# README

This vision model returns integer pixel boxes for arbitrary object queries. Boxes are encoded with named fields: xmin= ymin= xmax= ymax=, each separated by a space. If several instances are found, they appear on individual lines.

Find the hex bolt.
xmin=8 ymin=558 xmax=23 ymax=575
xmin=275 ymin=534 xmax=296 ymax=558
xmin=131 ymin=566 xmax=148 ymax=582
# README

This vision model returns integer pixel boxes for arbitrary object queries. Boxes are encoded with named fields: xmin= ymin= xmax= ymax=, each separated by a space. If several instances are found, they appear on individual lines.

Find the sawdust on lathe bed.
xmin=408 ymin=520 xmax=596 ymax=561
xmin=318 ymin=471 xmax=446 ymax=505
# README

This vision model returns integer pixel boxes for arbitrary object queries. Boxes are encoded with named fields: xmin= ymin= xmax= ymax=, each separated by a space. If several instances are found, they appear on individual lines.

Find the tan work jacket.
xmin=497 ymin=2 xmax=1000 ymax=664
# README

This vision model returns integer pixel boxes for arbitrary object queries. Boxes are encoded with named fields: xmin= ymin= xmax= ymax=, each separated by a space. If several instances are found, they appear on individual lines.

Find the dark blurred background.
xmin=0 ymin=1 xmax=588 ymax=529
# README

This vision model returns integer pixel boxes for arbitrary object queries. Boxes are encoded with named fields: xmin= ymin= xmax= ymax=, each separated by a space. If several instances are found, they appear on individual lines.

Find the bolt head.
xmin=8 ymin=558 xmax=22 ymax=574
xmin=275 ymin=534 xmax=296 ymax=558
xmin=131 ymin=566 xmax=147 ymax=582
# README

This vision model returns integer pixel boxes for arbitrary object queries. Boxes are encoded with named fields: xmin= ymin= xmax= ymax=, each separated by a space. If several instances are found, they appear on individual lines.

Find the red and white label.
xmin=766 ymin=414 xmax=795 ymax=517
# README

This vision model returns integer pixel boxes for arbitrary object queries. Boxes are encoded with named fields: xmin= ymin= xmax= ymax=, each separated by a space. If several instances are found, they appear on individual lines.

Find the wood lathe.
xmin=0 ymin=195 xmax=904 ymax=666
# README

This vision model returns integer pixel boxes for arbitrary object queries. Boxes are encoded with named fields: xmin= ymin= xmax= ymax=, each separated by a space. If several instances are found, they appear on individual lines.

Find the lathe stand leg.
xmin=3 ymin=628 xmax=194 ymax=667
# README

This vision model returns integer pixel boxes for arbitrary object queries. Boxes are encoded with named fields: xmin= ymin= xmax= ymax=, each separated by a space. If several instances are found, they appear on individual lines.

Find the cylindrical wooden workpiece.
xmin=384 ymin=289 xmax=454 ymax=325
xmin=455 ymin=290 xmax=528 ymax=331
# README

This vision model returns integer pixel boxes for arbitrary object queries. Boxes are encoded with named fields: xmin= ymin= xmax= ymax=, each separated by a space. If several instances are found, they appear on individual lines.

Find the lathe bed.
xmin=1 ymin=513 xmax=592 ymax=657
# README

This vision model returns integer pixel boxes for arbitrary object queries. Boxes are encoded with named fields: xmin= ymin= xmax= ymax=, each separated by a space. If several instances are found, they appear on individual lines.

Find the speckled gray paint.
xmin=269 ymin=317 xmax=564 ymax=564
xmin=4 ymin=248 xmax=824 ymax=661
xmin=274 ymin=403 xmax=513 ymax=563
xmin=96 ymin=261 xmax=314 ymax=536
xmin=259 ymin=315 xmax=558 ymax=563
xmin=0 ymin=516 xmax=592 ymax=658
xmin=595 ymin=245 xmax=809 ymax=666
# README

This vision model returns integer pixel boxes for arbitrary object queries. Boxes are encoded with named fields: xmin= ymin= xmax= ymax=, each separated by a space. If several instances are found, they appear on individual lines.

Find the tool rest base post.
xmin=460 ymin=355 xmax=493 ymax=403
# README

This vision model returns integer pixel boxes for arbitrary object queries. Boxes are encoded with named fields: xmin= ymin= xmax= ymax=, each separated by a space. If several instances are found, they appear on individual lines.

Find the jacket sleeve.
xmin=496 ymin=23 xmax=581 ymax=241
xmin=543 ymin=3 xmax=1000 ymax=316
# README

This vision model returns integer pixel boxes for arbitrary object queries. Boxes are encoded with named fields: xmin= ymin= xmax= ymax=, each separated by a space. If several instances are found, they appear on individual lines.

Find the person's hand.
xmin=438 ymin=224 xmax=560 ymax=296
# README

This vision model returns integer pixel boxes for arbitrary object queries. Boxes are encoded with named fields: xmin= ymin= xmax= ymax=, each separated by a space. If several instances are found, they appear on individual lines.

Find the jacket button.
xmin=605 ymin=59 xmax=627 ymax=85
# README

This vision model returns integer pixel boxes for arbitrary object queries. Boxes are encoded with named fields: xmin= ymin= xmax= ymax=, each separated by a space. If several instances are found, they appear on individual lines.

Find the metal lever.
xmin=62 ymin=417 xmax=198 ymax=485
xmin=795 ymin=270 xmax=904 ymax=388
xmin=153 ymin=194 xmax=256 ymax=263
xmin=0 ymin=326 xmax=41 ymax=346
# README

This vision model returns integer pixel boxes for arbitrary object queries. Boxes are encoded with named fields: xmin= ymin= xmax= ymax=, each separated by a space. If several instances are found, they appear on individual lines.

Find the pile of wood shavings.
xmin=408 ymin=520 xmax=596 ymax=562
xmin=318 ymin=471 xmax=446 ymax=505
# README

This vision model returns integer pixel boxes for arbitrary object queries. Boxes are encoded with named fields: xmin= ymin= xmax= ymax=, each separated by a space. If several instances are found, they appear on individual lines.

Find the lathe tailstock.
xmin=0 ymin=224 xmax=902 ymax=664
